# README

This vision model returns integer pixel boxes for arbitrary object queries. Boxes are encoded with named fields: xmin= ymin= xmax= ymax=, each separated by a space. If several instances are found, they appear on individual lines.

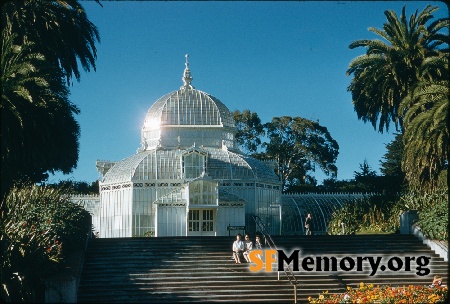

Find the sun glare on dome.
xmin=144 ymin=118 xmax=160 ymax=129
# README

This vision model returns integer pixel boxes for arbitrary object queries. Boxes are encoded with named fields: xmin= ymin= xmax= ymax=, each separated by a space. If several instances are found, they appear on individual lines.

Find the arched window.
xmin=182 ymin=149 xmax=207 ymax=179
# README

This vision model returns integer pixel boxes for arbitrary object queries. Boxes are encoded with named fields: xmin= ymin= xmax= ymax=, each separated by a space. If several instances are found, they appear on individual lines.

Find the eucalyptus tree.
xmin=232 ymin=109 xmax=265 ymax=155
xmin=263 ymin=116 xmax=339 ymax=192
xmin=347 ymin=5 xmax=448 ymax=133
xmin=399 ymin=55 xmax=449 ymax=190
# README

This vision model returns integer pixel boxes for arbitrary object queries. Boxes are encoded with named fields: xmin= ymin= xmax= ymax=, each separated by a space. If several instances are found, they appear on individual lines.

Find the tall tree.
xmin=399 ymin=55 xmax=449 ymax=190
xmin=378 ymin=133 xmax=406 ymax=193
xmin=1 ymin=0 xmax=100 ymax=199
xmin=354 ymin=159 xmax=377 ymax=179
xmin=346 ymin=5 xmax=448 ymax=133
xmin=232 ymin=109 xmax=264 ymax=155
xmin=353 ymin=159 xmax=394 ymax=193
xmin=1 ymin=30 xmax=80 ymax=198
xmin=380 ymin=133 xmax=404 ymax=177
xmin=2 ymin=0 xmax=100 ymax=83
xmin=262 ymin=116 xmax=339 ymax=192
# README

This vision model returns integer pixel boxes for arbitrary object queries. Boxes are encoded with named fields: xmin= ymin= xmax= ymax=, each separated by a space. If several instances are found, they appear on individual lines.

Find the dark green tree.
xmin=354 ymin=159 xmax=377 ymax=179
xmin=399 ymin=54 xmax=449 ymax=190
xmin=2 ymin=0 xmax=100 ymax=83
xmin=263 ymin=116 xmax=339 ymax=192
xmin=1 ymin=30 xmax=80 ymax=199
xmin=353 ymin=159 xmax=385 ymax=192
xmin=322 ymin=178 xmax=362 ymax=193
xmin=47 ymin=180 xmax=100 ymax=194
xmin=379 ymin=133 xmax=406 ymax=194
xmin=380 ymin=133 xmax=404 ymax=177
xmin=347 ymin=5 xmax=448 ymax=133
xmin=232 ymin=109 xmax=264 ymax=155
xmin=1 ymin=0 xmax=100 ymax=199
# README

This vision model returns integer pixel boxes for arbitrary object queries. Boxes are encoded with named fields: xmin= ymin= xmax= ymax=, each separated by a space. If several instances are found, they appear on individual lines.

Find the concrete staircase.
xmin=77 ymin=234 xmax=448 ymax=303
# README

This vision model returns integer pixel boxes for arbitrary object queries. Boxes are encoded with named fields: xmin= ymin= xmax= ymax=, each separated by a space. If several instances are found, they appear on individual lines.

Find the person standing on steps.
xmin=243 ymin=234 xmax=253 ymax=263
xmin=232 ymin=233 xmax=244 ymax=263
xmin=305 ymin=213 xmax=313 ymax=235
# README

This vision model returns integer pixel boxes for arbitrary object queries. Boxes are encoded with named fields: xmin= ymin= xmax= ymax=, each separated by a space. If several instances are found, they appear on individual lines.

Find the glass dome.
xmin=141 ymin=56 xmax=236 ymax=150
xmin=144 ymin=89 xmax=236 ymax=129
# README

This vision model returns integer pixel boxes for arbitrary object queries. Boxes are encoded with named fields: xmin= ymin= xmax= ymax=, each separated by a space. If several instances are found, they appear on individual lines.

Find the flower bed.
xmin=308 ymin=282 xmax=448 ymax=303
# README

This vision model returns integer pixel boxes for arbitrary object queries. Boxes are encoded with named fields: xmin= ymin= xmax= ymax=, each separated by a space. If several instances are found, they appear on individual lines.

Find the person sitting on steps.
xmin=254 ymin=235 xmax=263 ymax=260
xmin=243 ymin=234 xmax=253 ymax=263
xmin=232 ymin=233 xmax=244 ymax=264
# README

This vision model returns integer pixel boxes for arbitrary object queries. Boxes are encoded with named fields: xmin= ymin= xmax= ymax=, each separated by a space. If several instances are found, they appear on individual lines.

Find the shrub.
xmin=411 ymin=187 xmax=448 ymax=241
xmin=327 ymin=187 xmax=448 ymax=240
xmin=327 ymin=195 xmax=400 ymax=235
xmin=1 ymin=185 xmax=91 ymax=302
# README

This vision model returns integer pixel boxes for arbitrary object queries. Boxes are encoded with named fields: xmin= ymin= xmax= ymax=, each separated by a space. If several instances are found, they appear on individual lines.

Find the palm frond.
xmin=347 ymin=5 xmax=448 ymax=134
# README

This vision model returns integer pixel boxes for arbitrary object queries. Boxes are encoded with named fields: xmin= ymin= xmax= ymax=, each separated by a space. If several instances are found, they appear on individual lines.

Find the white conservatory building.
xmin=95 ymin=56 xmax=282 ymax=238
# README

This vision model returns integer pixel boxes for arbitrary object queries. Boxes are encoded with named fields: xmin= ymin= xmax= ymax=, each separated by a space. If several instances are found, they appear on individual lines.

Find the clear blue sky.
xmin=49 ymin=1 xmax=449 ymax=185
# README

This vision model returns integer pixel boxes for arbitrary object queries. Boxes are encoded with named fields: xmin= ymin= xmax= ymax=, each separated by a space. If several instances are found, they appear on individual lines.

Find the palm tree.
xmin=2 ymin=0 xmax=100 ymax=83
xmin=1 ymin=29 xmax=80 ymax=200
xmin=1 ymin=0 xmax=99 ymax=199
xmin=399 ymin=55 xmax=448 ymax=189
xmin=346 ymin=5 xmax=448 ymax=133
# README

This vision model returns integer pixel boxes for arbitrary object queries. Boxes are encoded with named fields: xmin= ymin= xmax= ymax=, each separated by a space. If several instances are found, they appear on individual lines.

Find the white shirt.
xmin=233 ymin=240 xmax=244 ymax=252
xmin=245 ymin=241 xmax=253 ymax=251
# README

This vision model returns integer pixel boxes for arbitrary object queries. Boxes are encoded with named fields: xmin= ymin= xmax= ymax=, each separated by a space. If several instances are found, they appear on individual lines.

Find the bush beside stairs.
xmin=77 ymin=234 xmax=448 ymax=303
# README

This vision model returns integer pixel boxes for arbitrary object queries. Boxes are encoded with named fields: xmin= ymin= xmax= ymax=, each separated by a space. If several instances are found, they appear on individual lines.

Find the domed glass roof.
xmin=140 ymin=55 xmax=237 ymax=150
xmin=100 ymin=55 xmax=279 ymax=186
xmin=102 ymin=148 xmax=279 ymax=184
xmin=143 ymin=88 xmax=235 ymax=129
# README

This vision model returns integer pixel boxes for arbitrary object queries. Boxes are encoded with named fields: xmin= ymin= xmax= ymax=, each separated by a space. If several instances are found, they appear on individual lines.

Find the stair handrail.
xmin=252 ymin=215 xmax=299 ymax=286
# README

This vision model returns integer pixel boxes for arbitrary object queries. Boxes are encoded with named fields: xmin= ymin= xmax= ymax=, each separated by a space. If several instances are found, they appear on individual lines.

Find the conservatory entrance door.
xmin=188 ymin=209 xmax=215 ymax=236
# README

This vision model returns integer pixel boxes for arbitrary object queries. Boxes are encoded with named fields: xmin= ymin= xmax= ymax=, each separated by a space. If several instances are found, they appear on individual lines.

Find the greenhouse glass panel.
xmin=189 ymin=210 xmax=200 ymax=231
xmin=183 ymin=152 xmax=206 ymax=179
xmin=202 ymin=210 xmax=214 ymax=231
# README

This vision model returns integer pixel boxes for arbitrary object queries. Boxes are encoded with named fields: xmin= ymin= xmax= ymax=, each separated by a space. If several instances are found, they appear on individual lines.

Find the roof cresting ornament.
xmin=181 ymin=54 xmax=194 ymax=90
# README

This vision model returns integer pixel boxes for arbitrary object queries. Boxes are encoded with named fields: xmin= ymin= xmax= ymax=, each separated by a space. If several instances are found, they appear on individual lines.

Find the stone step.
xmin=78 ymin=294 xmax=311 ymax=304
xmin=78 ymin=235 xmax=448 ymax=303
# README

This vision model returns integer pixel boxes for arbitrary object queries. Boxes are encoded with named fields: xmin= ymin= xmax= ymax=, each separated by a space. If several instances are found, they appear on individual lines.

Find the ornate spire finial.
xmin=181 ymin=54 xmax=194 ymax=89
